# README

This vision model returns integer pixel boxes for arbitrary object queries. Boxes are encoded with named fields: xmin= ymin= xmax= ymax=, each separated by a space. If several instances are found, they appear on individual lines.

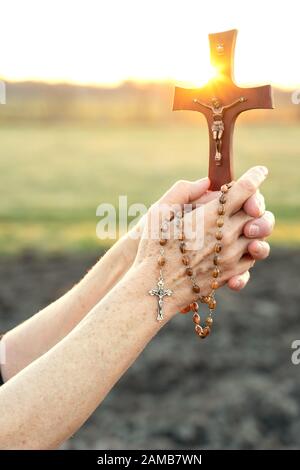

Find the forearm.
xmin=0 ymin=264 xmax=174 ymax=449
xmin=1 ymin=234 xmax=136 ymax=380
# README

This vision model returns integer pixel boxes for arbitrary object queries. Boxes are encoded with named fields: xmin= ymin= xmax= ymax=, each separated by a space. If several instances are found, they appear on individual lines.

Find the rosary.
xmin=149 ymin=182 xmax=232 ymax=339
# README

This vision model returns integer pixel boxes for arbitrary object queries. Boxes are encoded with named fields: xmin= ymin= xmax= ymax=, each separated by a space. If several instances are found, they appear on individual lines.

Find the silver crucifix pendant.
xmin=149 ymin=271 xmax=173 ymax=322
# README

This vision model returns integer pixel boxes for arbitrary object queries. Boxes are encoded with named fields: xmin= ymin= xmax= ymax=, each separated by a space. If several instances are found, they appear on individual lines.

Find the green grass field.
xmin=0 ymin=123 xmax=299 ymax=253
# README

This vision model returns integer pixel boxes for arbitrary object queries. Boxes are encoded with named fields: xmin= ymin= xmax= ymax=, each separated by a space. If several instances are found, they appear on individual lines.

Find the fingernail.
xmin=248 ymin=224 xmax=259 ymax=237
xmin=234 ymin=280 xmax=241 ymax=289
xmin=253 ymin=241 xmax=264 ymax=254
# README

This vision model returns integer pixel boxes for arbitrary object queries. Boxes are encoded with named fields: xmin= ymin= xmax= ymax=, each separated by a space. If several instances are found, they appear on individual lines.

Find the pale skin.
xmin=0 ymin=166 xmax=275 ymax=449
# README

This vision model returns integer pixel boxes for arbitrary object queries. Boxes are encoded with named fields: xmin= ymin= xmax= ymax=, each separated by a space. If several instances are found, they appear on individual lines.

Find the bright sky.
xmin=0 ymin=0 xmax=299 ymax=89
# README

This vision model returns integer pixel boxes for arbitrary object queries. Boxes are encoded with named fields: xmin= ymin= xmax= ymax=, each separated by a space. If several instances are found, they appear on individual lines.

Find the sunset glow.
xmin=0 ymin=0 xmax=299 ymax=89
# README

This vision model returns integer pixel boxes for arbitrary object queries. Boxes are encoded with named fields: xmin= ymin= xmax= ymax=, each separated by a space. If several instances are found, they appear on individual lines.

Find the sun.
xmin=176 ymin=64 xmax=220 ymax=89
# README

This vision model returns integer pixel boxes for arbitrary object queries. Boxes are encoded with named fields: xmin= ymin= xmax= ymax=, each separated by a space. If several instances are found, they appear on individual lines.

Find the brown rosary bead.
xmin=218 ymin=204 xmax=225 ymax=215
xmin=213 ymin=255 xmax=219 ymax=265
xmin=178 ymin=232 xmax=185 ymax=241
xmin=217 ymin=217 xmax=224 ymax=227
xmin=205 ymin=316 xmax=213 ymax=327
xmin=219 ymin=193 xmax=227 ymax=204
xmin=180 ymin=242 xmax=187 ymax=253
xmin=212 ymin=267 xmax=220 ymax=278
xmin=192 ymin=284 xmax=200 ymax=293
xmin=216 ymin=230 xmax=223 ymax=240
xmin=214 ymin=243 xmax=222 ymax=253
xmin=195 ymin=324 xmax=204 ymax=336
xmin=186 ymin=267 xmax=193 ymax=277
xmin=200 ymin=295 xmax=210 ymax=304
xmin=182 ymin=255 xmax=190 ymax=266
xmin=158 ymin=255 xmax=166 ymax=267
xmin=190 ymin=301 xmax=199 ymax=312
xmin=211 ymin=280 xmax=219 ymax=290
xmin=180 ymin=304 xmax=190 ymax=314
xmin=208 ymin=298 xmax=216 ymax=310
xmin=161 ymin=221 xmax=169 ymax=232
xmin=221 ymin=184 xmax=229 ymax=193
xmin=193 ymin=313 xmax=201 ymax=324
xmin=201 ymin=326 xmax=211 ymax=338
xmin=159 ymin=238 xmax=167 ymax=246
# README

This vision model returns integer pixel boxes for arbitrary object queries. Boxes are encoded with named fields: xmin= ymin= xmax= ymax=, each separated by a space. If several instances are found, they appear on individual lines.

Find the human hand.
xmin=133 ymin=166 xmax=274 ymax=313
xmin=117 ymin=168 xmax=274 ymax=291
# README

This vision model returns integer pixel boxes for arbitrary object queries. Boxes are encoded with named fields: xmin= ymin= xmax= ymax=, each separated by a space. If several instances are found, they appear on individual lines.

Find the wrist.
xmin=126 ymin=261 xmax=179 ymax=322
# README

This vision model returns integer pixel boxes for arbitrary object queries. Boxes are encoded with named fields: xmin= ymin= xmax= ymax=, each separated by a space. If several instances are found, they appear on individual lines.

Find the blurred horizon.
xmin=0 ymin=79 xmax=299 ymax=124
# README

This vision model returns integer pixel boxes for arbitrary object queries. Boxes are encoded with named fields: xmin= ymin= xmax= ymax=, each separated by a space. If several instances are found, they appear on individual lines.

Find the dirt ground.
xmin=1 ymin=247 xmax=300 ymax=450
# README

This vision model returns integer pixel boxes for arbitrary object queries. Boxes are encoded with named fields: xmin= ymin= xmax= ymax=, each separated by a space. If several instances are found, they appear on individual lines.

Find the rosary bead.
xmin=202 ymin=326 xmax=211 ymax=338
xmin=180 ymin=304 xmax=190 ymax=314
xmin=216 ymin=230 xmax=223 ymax=240
xmin=186 ymin=267 xmax=193 ymax=276
xmin=158 ymin=255 xmax=166 ymax=266
xmin=193 ymin=313 xmax=201 ymax=324
xmin=211 ymin=280 xmax=219 ymax=290
xmin=195 ymin=324 xmax=203 ymax=336
xmin=190 ymin=301 xmax=199 ymax=312
xmin=161 ymin=221 xmax=169 ymax=232
xmin=205 ymin=316 xmax=213 ymax=326
xmin=217 ymin=217 xmax=224 ymax=227
xmin=192 ymin=284 xmax=201 ymax=293
xmin=212 ymin=267 xmax=220 ymax=278
xmin=200 ymin=295 xmax=207 ymax=303
xmin=180 ymin=242 xmax=187 ymax=253
xmin=178 ymin=232 xmax=185 ymax=241
xmin=213 ymin=255 xmax=219 ymax=265
xmin=218 ymin=204 xmax=225 ymax=215
xmin=219 ymin=194 xmax=227 ymax=204
xmin=159 ymin=238 xmax=167 ymax=246
xmin=182 ymin=255 xmax=190 ymax=266
xmin=208 ymin=298 xmax=216 ymax=309
xmin=221 ymin=184 xmax=229 ymax=193
xmin=214 ymin=243 xmax=222 ymax=253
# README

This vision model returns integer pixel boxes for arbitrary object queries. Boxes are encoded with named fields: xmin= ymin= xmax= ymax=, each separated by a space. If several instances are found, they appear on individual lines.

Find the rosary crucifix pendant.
xmin=193 ymin=96 xmax=246 ymax=165
xmin=149 ymin=271 xmax=173 ymax=321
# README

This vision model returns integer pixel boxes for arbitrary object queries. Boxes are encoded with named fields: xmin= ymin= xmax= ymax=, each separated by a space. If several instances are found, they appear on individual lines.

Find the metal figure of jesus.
xmin=149 ymin=273 xmax=173 ymax=321
xmin=193 ymin=96 xmax=247 ymax=165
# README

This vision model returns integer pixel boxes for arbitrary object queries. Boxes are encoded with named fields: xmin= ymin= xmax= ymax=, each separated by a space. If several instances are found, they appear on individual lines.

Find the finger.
xmin=193 ymin=190 xmax=219 ymax=205
xmin=218 ymin=255 xmax=255 ymax=289
xmin=227 ymin=270 xmax=250 ymax=291
xmin=230 ymin=210 xmax=254 ymax=237
xmin=236 ymin=254 xmax=256 ymax=275
xmin=159 ymin=178 xmax=210 ymax=206
xmin=247 ymin=240 xmax=270 ymax=260
xmin=227 ymin=166 xmax=268 ymax=215
xmin=243 ymin=211 xmax=275 ymax=238
xmin=243 ymin=191 xmax=265 ymax=218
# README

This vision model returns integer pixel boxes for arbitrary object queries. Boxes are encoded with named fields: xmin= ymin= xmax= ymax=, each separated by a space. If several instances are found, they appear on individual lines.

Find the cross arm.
xmin=238 ymin=84 xmax=274 ymax=112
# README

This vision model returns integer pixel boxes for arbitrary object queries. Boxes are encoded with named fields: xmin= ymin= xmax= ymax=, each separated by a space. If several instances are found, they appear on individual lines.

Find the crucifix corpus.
xmin=149 ymin=271 xmax=173 ymax=321
xmin=173 ymin=29 xmax=274 ymax=190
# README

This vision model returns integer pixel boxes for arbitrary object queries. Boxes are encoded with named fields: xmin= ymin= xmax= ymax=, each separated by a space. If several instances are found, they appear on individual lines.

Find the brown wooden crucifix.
xmin=173 ymin=29 xmax=274 ymax=190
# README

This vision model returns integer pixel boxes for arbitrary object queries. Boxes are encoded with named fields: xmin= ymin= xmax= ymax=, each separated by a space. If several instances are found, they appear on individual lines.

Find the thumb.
xmin=159 ymin=177 xmax=210 ymax=206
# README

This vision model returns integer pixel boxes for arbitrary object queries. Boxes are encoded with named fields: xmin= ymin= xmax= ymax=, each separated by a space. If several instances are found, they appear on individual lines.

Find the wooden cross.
xmin=173 ymin=29 xmax=274 ymax=190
